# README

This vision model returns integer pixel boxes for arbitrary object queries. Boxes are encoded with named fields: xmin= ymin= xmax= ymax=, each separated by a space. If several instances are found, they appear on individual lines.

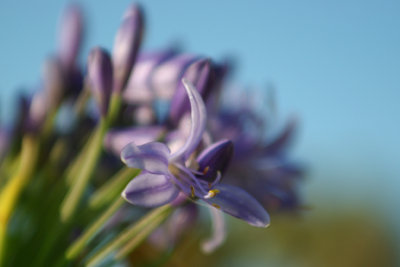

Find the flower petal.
xmin=196 ymin=139 xmax=234 ymax=182
xmin=203 ymin=184 xmax=270 ymax=227
xmin=123 ymin=50 xmax=177 ymax=104
xmin=105 ymin=126 xmax=164 ymax=155
xmin=151 ymin=54 xmax=199 ymax=100
xmin=201 ymin=206 xmax=226 ymax=253
xmin=121 ymin=141 xmax=170 ymax=174
xmin=168 ymin=58 xmax=212 ymax=125
xmin=170 ymin=79 xmax=207 ymax=161
xmin=122 ymin=172 xmax=179 ymax=207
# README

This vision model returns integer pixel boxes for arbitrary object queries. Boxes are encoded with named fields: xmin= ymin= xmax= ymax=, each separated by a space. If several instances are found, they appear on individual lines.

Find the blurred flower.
xmin=87 ymin=47 xmax=113 ymax=117
xmin=210 ymin=93 xmax=303 ymax=212
xmin=58 ymin=4 xmax=84 ymax=71
xmin=120 ymin=80 xmax=270 ymax=227
xmin=112 ymin=4 xmax=144 ymax=94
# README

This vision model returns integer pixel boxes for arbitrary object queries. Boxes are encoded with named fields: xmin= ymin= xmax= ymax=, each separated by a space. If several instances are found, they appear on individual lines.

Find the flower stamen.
xmin=190 ymin=185 xmax=195 ymax=198
xmin=204 ymin=189 xmax=220 ymax=199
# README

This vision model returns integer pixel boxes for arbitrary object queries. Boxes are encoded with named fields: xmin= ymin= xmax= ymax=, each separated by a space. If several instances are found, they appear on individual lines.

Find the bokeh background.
xmin=1 ymin=0 xmax=399 ymax=266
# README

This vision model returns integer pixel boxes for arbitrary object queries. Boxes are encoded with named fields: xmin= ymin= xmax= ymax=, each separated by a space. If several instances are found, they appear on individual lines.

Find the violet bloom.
xmin=120 ymin=79 xmax=270 ymax=227
xmin=210 ymin=100 xmax=303 ymax=212
xmin=87 ymin=47 xmax=113 ymax=117
xmin=58 ymin=4 xmax=84 ymax=71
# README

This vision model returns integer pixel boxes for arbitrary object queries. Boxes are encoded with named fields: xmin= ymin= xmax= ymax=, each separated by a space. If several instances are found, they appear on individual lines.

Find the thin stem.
xmin=60 ymin=119 xmax=108 ymax=222
xmin=114 ymin=214 xmax=166 ymax=260
xmin=66 ymin=197 xmax=125 ymax=260
xmin=0 ymin=135 xmax=38 ymax=265
xmin=86 ymin=205 xmax=172 ymax=267
xmin=107 ymin=93 xmax=122 ymax=125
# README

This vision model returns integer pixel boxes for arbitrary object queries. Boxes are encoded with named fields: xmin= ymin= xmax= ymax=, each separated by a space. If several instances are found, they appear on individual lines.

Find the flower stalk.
xmin=0 ymin=135 xmax=39 ymax=265
xmin=60 ymin=118 xmax=109 ymax=222
xmin=66 ymin=197 xmax=125 ymax=260
xmin=86 ymin=205 xmax=172 ymax=267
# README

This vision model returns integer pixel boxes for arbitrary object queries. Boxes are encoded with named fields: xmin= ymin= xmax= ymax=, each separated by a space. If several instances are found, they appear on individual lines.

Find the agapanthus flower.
xmin=120 ymin=79 xmax=270 ymax=228
xmin=210 ymin=92 xmax=304 ymax=212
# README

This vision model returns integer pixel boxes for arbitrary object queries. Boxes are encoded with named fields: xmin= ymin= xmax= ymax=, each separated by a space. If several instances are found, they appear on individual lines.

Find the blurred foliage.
xmin=128 ymin=205 xmax=397 ymax=267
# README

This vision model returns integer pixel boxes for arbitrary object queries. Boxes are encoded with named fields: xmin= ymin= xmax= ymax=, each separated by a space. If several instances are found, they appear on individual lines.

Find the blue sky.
xmin=1 ymin=0 xmax=400 ymax=234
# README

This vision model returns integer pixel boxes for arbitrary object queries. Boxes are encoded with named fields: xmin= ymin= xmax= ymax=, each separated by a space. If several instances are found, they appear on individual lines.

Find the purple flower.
xmin=210 ymin=96 xmax=303 ymax=212
xmin=123 ymin=49 xmax=177 ymax=104
xmin=120 ymin=79 xmax=270 ymax=227
xmin=87 ymin=47 xmax=113 ymax=117
xmin=112 ymin=4 xmax=144 ymax=94
xmin=58 ymin=4 xmax=84 ymax=71
xmin=104 ymin=126 xmax=165 ymax=155
xmin=168 ymin=58 xmax=214 ymax=126
xmin=42 ymin=57 xmax=65 ymax=110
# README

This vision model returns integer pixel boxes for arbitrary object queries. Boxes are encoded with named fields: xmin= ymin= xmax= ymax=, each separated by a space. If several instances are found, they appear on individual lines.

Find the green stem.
xmin=115 ymin=213 xmax=167 ymax=260
xmin=60 ymin=119 xmax=108 ymax=222
xmin=65 ymin=129 xmax=95 ymax=186
xmin=0 ymin=135 xmax=38 ymax=265
xmin=66 ymin=197 xmax=125 ymax=260
xmin=107 ymin=93 xmax=122 ymax=125
xmin=74 ymin=86 xmax=91 ymax=117
xmin=86 ymin=205 xmax=172 ymax=267
xmin=89 ymin=167 xmax=139 ymax=210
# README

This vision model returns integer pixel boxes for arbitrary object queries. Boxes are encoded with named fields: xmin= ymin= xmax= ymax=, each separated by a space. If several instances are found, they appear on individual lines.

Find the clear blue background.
xmin=1 ymin=0 xmax=399 ymax=248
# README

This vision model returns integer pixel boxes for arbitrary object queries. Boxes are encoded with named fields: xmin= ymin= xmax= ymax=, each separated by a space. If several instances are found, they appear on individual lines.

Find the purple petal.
xmin=87 ymin=47 xmax=113 ymax=117
xmin=112 ymin=4 xmax=144 ymax=93
xmin=122 ymin=172 xmax=179 ymax=207
xmin=203 ymin=184 xmax=270 ymax=227
xmin=196 ymin=139 xmax=234 ymax=182
xmin=201 ymin=207 xmax=226 ymax=253
xmin=170 ymin=79 xmax=207 ymax=161
xmin=121 ymin=142 xmax=170 ymax=174
xmin=168 ymin=58 xmax=212 ymax=125
xmin=151 ymin=54 xmax=199 ymax=100
xmin=123 ymin=50 xmax=177 ymax=104
xmin=27 ymin=91 xmax=48 ymax=133
xmin=42 ymin=57 xmax=65 ymax=110
xmin=265 ymin=117 xmax=297 ymax=155
xmin=105 ymin=126 xmax=164 ymax=155
xmin=58 ymin=4 xmax=84 ymax=70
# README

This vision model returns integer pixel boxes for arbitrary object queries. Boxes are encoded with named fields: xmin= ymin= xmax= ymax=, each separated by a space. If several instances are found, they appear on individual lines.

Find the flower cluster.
xmin=0 ymin=3 xmax=303 ymax=266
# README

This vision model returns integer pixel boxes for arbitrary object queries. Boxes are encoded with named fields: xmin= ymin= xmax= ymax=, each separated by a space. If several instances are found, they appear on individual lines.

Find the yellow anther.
xmin=203 ymin=166 xmax=210 ymax=175
xmin=211 ymin=203 xmax=221 ymax=209
xmin=204 ymin=189 xmax=220 ymax=199
xmin=190 ymin=185 xmax=195 ymax=198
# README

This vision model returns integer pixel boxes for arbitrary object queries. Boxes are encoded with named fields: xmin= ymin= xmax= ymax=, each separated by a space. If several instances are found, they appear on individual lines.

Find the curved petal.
xmin=105 ymin=126 xmax=165 ymax=155
xmin=122 ymin=172 xmax=179 ymax=207
xmin=170 ymin=79 xmax=207 ymax=161
xmin=201 ymin=206 xmax=226 ymax=253
xmin=121 ymin=142 xmax=170 ymax=174
xmin=203 ymin=184 xmax=270 ymax=227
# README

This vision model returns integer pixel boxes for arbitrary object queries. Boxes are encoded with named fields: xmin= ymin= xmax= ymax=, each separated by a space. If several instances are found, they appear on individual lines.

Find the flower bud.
xmin=27 ymin=91 xmax=48 ymax=133
xmin=87 ymin=47 xmax=113 ymax=117
xmin=196 ymin=139 xmax=234 ymax=183
xmin=112 ymin=4 xmax=144 ymax=94
xmin=168 ymin=58 xmax=214 ymax=125
xmin=42 ymin=57 xmax=65 ymax=110
xmin=58 ymin=4 xmax=84 ymax=71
